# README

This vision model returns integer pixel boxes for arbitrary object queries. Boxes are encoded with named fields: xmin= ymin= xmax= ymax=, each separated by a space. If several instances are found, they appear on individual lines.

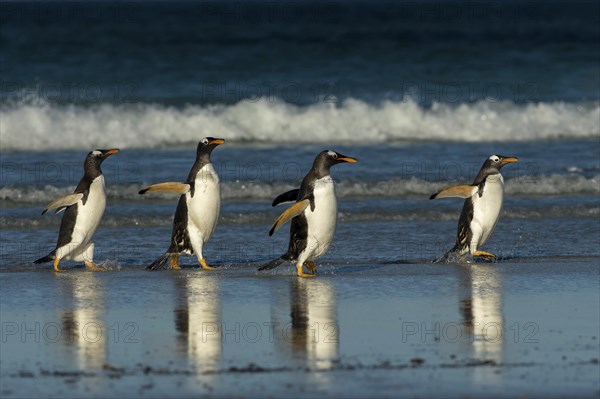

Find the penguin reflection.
xmin=458 ymin=264 xmax=504 ymax=364
xmin=286 ymin=278 xmax=339 ymax=370
xmin=173 ymin=273 xmax=221 ymax=374
xmin=58 ymin=272 xmax=107 ymax=371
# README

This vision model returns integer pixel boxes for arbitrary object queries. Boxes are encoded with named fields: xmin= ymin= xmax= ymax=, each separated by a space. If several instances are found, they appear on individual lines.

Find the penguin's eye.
xmin=202 ymin=139 xmax=209 ymax=145
xmin=332 ymin=153 xmax=338 ymax=159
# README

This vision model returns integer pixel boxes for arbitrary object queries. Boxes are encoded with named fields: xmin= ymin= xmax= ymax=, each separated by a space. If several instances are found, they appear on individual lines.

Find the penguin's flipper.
xmin=42 ymin=193 xmax=83 ymax=215
xmin=139 ymin=182 xmax=190 ymax=195
xmin=269 ymin=199 xmax=310 ymax=236
xmin=53 ymin=206 xmax=68 ymax=215
xmin=272 ymin=189 xmax=300 ymax=206
xmin=430 ymin=185 xmax=477 ymax=200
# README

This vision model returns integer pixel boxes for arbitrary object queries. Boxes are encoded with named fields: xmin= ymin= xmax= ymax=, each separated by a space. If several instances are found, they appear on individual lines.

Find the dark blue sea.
xmin=1 ymin=1 xmax=599 ymax=147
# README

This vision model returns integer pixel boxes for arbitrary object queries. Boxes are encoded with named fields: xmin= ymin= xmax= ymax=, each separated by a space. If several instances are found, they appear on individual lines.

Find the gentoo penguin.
xmin=34 ymin=149 xmax=120 ymax=272
xmin=258 ymin=150 xmax=357 ymax=277
xmin=430 ymin=154 xmax=518 ymax=261
xmin=139 ymin=137 xmax=224 ymax=270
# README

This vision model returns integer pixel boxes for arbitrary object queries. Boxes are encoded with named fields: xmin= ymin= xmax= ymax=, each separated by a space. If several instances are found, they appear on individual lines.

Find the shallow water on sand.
xmin=1 ymin=259 xmax=598 ymax=398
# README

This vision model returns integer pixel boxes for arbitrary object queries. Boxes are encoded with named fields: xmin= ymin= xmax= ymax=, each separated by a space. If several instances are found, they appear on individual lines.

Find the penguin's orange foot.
xmin=169 ymin=254 xmax=181 ymax=270
xmin=53 ymin=258 xmax=64 ymax=273
xmin=296 ymin=263 xmax=316 ymax=277
xmin=305 ymin=261 xmax=317 ymax=275
xmin=473 ymin=250 xmax=496 ymax=259
xmin=200 ymin=258 xmax=217 ymax=270
xmin=85 ymin=261 xmax=107 ymax=271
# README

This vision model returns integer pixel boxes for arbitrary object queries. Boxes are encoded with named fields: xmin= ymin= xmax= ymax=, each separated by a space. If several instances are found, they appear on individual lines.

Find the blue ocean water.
xmin=0 ymin=1 xmax=599 ymax=150
xmin=1 ymin=1 xmax=599 ymax=270
xmin=1 ymin=1 xmax=599 ymax=107
xmin=0 ymin=1 xmax=599 ymax=266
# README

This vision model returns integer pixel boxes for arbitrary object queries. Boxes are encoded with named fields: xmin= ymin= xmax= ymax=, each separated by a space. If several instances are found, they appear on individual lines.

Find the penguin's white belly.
xmin=59 ymin=176 xmax=106 ymax=259
xmin=471 ymin=175 xmax=504 ymax=246
xmin=304 ymin=176 xmax=337 ymax=260
xmin=187 ymin=165 xmax=220 ymax=243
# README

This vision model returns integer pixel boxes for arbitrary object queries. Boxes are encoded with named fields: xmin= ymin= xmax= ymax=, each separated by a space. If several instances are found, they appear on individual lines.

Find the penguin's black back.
xmin=56 ymin=205 xmax=79 ymax=249
xmin=169 ymin=195 xmax=193 ymax=254
xmin=285 ymin=169 xmax=317 ymax=260
xmin=287 ymin=213 xmax=309 ymax=259
xmin=54 ymin=173 xmax=95 ymax=250
xmin=75 ymin=178 xmax=93 ymax=204
xmin=452 ymin=196 xmax=474 ymax=253
xmin=184 ymin=160 xmax=205 ymax=197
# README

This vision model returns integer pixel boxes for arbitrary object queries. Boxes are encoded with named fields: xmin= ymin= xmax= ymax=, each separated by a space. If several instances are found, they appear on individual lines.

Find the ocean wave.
xmin=1 ymin=174 xmax=598 ymax=205
xmin=1 ymin=99 xmax=598 ymax=150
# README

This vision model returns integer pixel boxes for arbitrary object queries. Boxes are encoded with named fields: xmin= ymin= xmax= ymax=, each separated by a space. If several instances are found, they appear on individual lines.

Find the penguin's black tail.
xmin=257 ymin=254 xmax=291 ymax=271
xmin=432 ymin=251 xmax=452 ymax=264
xmin=34 ymin=252 xmax=55 ymax=264
xmin=432 ymin=245 xmax=465 ymax=263
xmin=146 ymin=252 xmax=175 ymax=271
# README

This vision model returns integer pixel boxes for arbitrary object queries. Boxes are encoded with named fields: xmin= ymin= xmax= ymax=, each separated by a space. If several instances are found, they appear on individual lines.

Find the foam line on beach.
xmin=1 ymin=174 xmax=598 ymax=204
xmin=2 ymin=205 xmax=598 ymax=229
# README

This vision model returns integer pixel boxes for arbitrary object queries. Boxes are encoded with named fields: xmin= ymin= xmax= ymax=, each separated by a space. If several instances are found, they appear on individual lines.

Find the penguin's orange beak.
xmin=209 ymin=138 xmax=225 ymax=145
xmin=104 ymin=149 xmax=120 ymax=156
xmin=501 ymin=157 xmax=518 ymax=164
xmin=339 ymin=157 xmax=357 ymax=163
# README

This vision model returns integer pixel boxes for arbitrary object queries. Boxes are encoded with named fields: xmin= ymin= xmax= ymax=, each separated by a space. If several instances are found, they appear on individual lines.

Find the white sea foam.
xmin=1 ymin=174 xmax=598 ymax=204
xmin=2 ymin=205 xmax=598 ymax=229
xmin=1 ymin=99 xmax=598 ymax=151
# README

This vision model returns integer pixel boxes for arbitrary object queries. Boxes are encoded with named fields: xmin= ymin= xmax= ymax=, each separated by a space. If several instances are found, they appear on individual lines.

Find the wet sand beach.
xmin=1 ymin=259 xmax=598 ymax=398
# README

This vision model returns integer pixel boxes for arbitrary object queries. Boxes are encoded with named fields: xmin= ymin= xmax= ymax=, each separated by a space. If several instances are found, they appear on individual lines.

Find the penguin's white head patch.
xmin=201 ymin=138 xmax=209 ymax=145
xmin=92 ymin=150 xmax=102 ymax=157
xmin=327 ymin=150 xmax=338 ymax=158
xmin=489 ymin=155 xmax=500 ymax=163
